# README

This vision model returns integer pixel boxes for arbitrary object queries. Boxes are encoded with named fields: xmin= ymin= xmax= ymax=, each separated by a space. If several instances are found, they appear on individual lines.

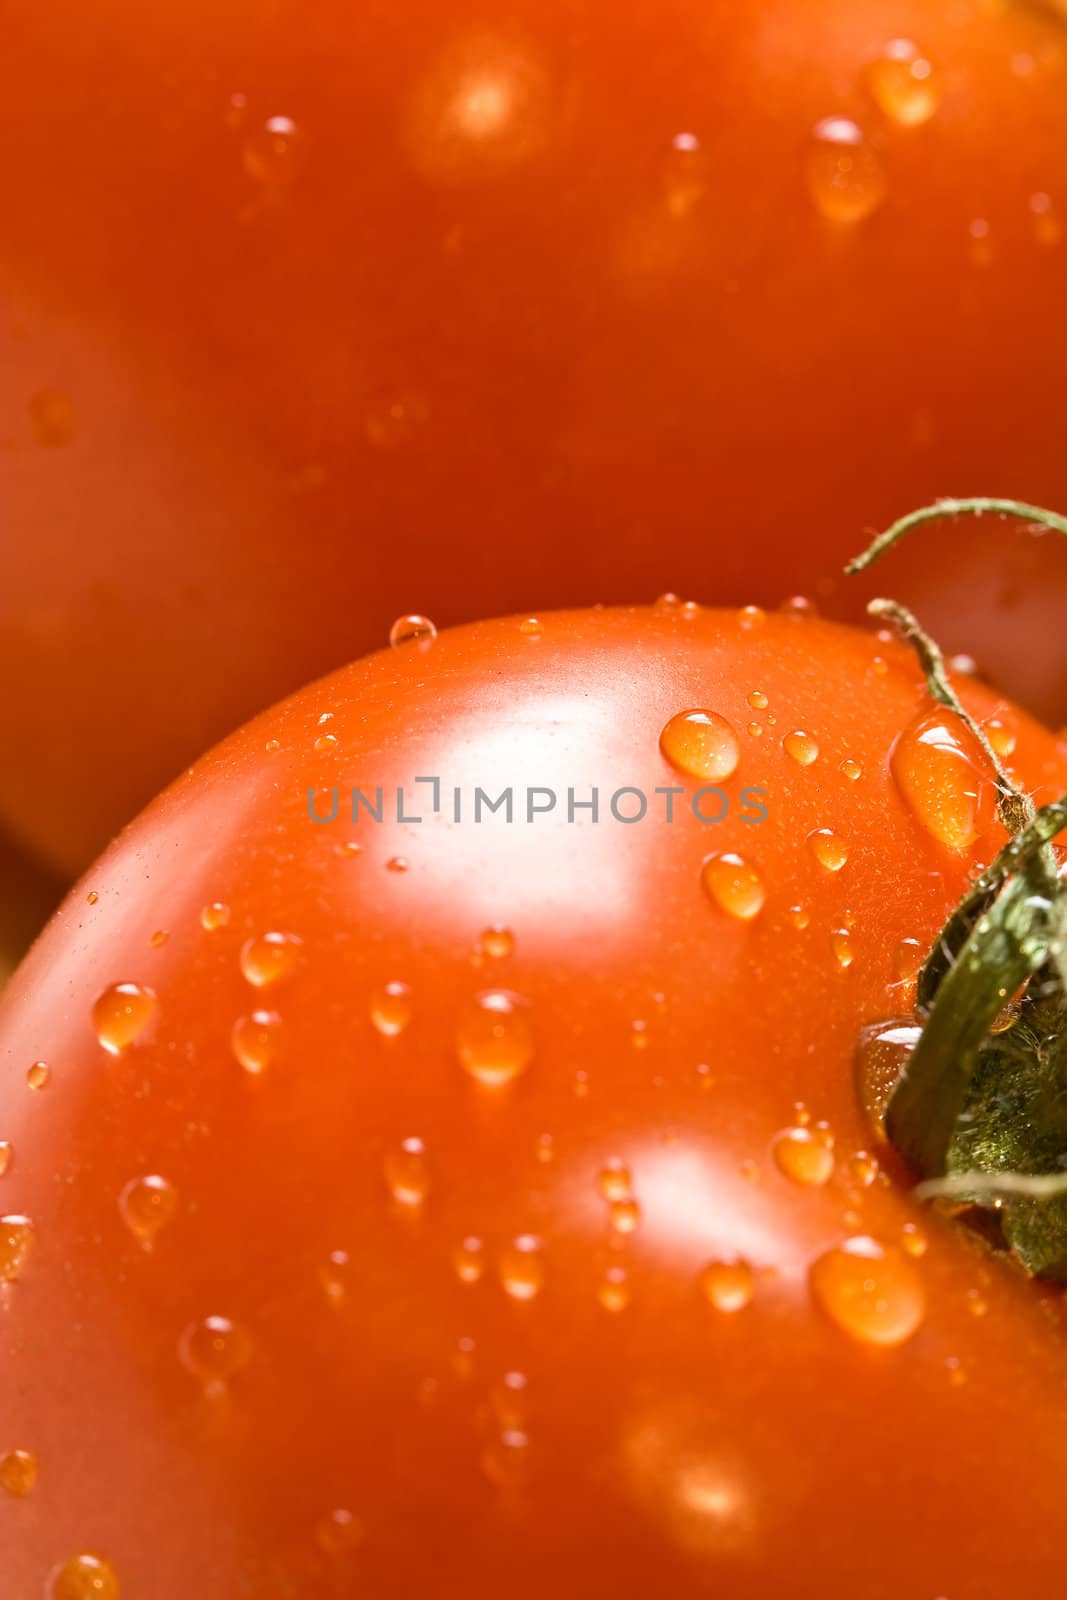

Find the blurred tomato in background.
xmin=3 ymin=0 xmax=1067 ymax=883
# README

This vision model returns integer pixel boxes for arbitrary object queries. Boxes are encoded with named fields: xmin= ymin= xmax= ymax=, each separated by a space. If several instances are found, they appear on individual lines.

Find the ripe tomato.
xmin=4 ymin=0 xmax=1067 ymax=875
xmin=2 ymin=606 xmax=1067 ymax=1597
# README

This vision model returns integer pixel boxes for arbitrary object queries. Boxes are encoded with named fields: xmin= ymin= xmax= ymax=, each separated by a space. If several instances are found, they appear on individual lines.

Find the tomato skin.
xmin=4 ymin=0 xmax=1067 ymax=873
xmin=2 ymin=608 xmax=1067 ymax=1597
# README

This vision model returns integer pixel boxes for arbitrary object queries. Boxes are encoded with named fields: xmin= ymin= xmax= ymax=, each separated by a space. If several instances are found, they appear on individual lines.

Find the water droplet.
xmin=240 ymin=931 xmax=302 ymax=988
xmin=597 ymin=1159 xmax=633 ymax=1202
xmin=808 ymin=828 xmax=850 ymax=872
xmin=848 ymin=1151 xmax=880 ymax=1188
xmin=900 ymin=1221 xmax=927 ymax=1258
xmin=0 ymin=1143 xmax=11 ymax=1178
xmin=119 ymin=1175 xmax=177 ymax=1247
xmin=365 ymin=391 xmax=429 ymax=449
xmin=86 ymin=890 xmax=99 ymax=906
xmin=454 ymin=1235 xmax=486 ymax=1283
xmin=867 ymin=40 xmax=940 ymax=126
xmin=660 ymin=131 xmax=706 ymax=218
xmin=700 ymin=1258 xmax=754 ymax=1312
xmin=789 ymin=905 xmax=810 ymax=931
xmin=598 ymin=1264 xmax=631 ymax=1312
xmin=968 ymin=217 xmax=993 ymax=268
xmin=891 ymin=710 xmax=994 ymax=852
xmin=150 ymin=929 xmax=169 ymax=948
xmin=499 ymin=1233 xmax=544 ymax=1300
xmin=480 ymin=926 xmax=514 ymax=959
xmin=481 ymin=1428 xmax=532 ymax=1488
xmin=0 ymin=1215 xmax=33 ymax=1284
xmin=655 ymin=592 xmax=682 ymax=614
xmin=806 ymin=117 xmax=886 ymax=224
xmin=747 ymin=690 xmax=769 ymax=711
xmin=773 ymin=1126 xmax=835 ymax=1187
xmin=490 ymin=1370 xmax=530 ymax=1428
xmin=389 ymin=614 xmax=437 ymax=650
xmin=48 ymin=1554 xmax=120 ymax=1600
xmin=0 ymin=1448 xmax=37 ymax=1497
xmin=855 ymin=1018 xmax=921 ymax=1134
xmin=315 ymin=1508 xmax=365 ymax=1555
xmin=370 ymin=980 xmax=413 ymax=1037
xmin=386 ymin=855 xmax=410 ymax=874
xmin=1029 ymin=190 xmax=1062 ymax=247
xmin=231 ymin=1010 xmax=282 ymax=1074
xmin=314 ymin=732 xmax=338 ymax=753
xmin=840 ymin=757 xmax=862 ymax=781
xmin=609 ymin=1197 xmax=641 ymax=1235
xmin=702 ymin=852 xmax=765 ymax=921
xmin=518 ymin=616 xmax=543 ymax=637
xmin=26 ymin=1061 xmax=49 ymax=1091
xmin=384 ymin=1136 xmax=430 ymax=1207
xmin=738 ymin=604 xmax=766 ymax=629
xmin=984 ymin=718 xmax=1016 ymax=758
xmin=894 ymin=938 xmax=924 ymax=982
xmin=179 ymin=1314 xmax=251 ymax=1393
xmin=201 ymin=901 xmax=231 ymax=932
xmin=319 ymin=1249 xmax=352 ymax=1303
xmin=243 ymin=114 xmax=303 ymax=188
xmin=457 ymin=990 xmax=534 ymax=1086
xmin=783 ymin=729 xmax=820 ymax=766
xmin=659 ymin=709 xmax=740 ymax=783
xmin=28 ymin=388 xmax=77 ymax=447
xmin=265 ymin=737 xmax=281 ymax=753
xmin=810 ymin=1236 xmax=925 ymax=1346
xmin=92 ymin=983 xmax=158 ymax=1055
xmin=747 ymin=721 xmax=763 ymax=738
xmin=780 ymin=594 xmax=818 ymax=618
xmin=831 ymin=929 xmax=854 ymax=970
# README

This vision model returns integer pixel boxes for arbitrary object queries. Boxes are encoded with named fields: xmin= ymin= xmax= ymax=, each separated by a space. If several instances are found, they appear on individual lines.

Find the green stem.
xmin=846 ymin=497 xmax=1067 ymax=576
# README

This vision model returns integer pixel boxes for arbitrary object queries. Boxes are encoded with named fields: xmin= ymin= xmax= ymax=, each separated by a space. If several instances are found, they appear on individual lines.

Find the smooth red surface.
xmin=3 ymin=0 xmax=1067 ymax=874
xmin=2 ymin=607 xmax=1067 ymax=1596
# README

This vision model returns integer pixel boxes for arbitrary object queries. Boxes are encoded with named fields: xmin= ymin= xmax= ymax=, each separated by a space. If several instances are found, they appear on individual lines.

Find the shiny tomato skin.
xmin=2 ymin=607 xmax=1067 ymax=1597
xmin=4 ymin=0 xmax=1067 ymax=874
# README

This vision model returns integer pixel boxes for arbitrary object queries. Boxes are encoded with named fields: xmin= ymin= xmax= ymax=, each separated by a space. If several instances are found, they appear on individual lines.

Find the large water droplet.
xmin=809 ymin=1236 xmax=925 ymax=1346
xmin=499 ymin=1234 xmax=544 ymax=1300
xmin=0 ymin=1448 xmax=37 ymax=1497
xmin=702 ymin=852 xmax=765 ymax=920
xmin=179 ymin=1314 xmax=251 ymax=1393
xmin=389 ymin=614 xmax=437 ymax=650
xmin=231 ymin=1011 xmax=282 ymax=1074
xmin=384 ymin=1137 xmax=430 ymax=1207
xmin=598 ymin=1264 xmax=631 ymax=1312
xmin=455 ymin=1235 xmax=486 ymax=1283
xmin=119 ymin=1175 xmax=177 ymax=1247
xmin=315 ymin=1508 xmax=365 ymax=1555
xmin=783 ymin=729 xmax=820 ymax=766
xmin=92 ymin=983 xmax=158 ymax=1055
xmin=48 ymin=1555 xmax=120 ymax=1600
xmin=200 ymin=901 xmax=231 ymax=932
xmin=240 ymin=931 xmax=302 ymax=988
xmin=243 ymin=114 xmax=303 ymax=187
xmin=660 ymin=709 xmax=740 ymax=782
xmin=773 ymin=1126 xmax=835 ymax=1187
xmin=891 ymin=711 xmax=994 ymax=851
xmin=457 ymin=991 xmax=534 ymax=1086
xmin=370 ymin=981 xmax=413 ymax=1038
xmin=26 ymin=1061 xmax=49 ymax=1090
xmin=867 ymin=40 xmax=940 ymax=126
xmin=806 ymin=117 xmax=886 ymax=223
xmin=855 ymin=1018 xmax=922 ymax=1134
xmin=808 ymin=829 xmax=849 ymax=872
xmin=0 ymin=1215 xmax=34 ymax=1281
xmin=597 ymin=1159 xmax=633 ymax=1202
xmin=480 ymin=926 xmax=515 ymax=959
xmin=700 ymin=1258 xmax=754 ymax=1313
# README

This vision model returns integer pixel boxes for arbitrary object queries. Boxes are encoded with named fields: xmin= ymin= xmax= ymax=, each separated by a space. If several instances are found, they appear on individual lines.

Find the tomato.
xmin=2 ymin=605 xmax=1067 ymax=1597
xmin=4 ymin=0 xmax=1067 ymax=876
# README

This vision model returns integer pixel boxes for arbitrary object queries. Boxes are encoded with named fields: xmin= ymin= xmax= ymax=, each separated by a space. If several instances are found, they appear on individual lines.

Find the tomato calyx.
xmin=851 ymin=502 xmax=1067 ymax=1278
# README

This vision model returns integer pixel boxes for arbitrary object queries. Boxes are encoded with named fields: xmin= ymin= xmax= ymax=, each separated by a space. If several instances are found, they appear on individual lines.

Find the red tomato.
xmin=3 ymin=0 xmax=1067 ymax=874
xmin=2 ymin=606 xmax=1067 ymax=1596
